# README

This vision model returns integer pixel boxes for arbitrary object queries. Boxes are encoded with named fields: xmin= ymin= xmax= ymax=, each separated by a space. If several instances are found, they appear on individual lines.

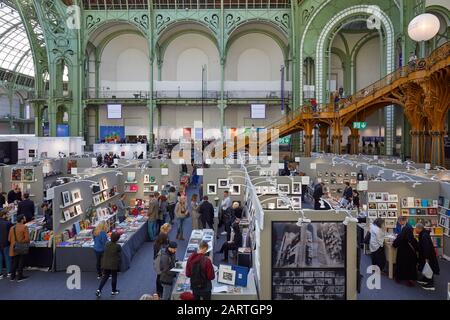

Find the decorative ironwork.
xmin=274 ymin=13 xmax=290 ymax=31
xmin=156 ymin=14 xmax=171 ymax=34
xmin=134 ymin=14 xmax=150 ymax=30
xmin=86 ymin=15 xmax=101 ymax=30
xmin=302 ymin=6 xmax=315 ymax=23
xmin=204 ymin=14 xmax=219 ymax=33
xmin=225 ymin=14 xmax=242 ymax=33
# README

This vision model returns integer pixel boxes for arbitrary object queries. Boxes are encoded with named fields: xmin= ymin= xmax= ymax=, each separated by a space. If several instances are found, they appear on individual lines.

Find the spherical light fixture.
xmin=408 ymin=13 xmax=440 ymax=42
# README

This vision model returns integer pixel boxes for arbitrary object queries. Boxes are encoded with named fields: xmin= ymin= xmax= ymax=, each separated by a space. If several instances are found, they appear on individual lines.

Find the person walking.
xmin=198 ymin=196 xmax=214 ymax=229
xmin=191 ymin=194 xmax=200 ymax=230
xmin=175 ymin=196 xmax=188 ymax=240
xmin=17 ymin=193 xmax=35 ymax=223
xmin=393 ymin=220 xmax=418 ymax=286
xmin=147 ymin=192 xmax=159 ymax=241
xmin=0 ymin=210 xmax=12 ymax=279
xmin=116 ymin=194 xmax=127 ymax=223
xmin=93 ymin=221 xmax=108 ymax=279
xmin=8 ymin=214 xmax=30 ymax=282
xmin=186 ymin=241 xmax=215 ymax=300
xmin=96 ymin=232 xmax=121 ymax=297
xmin=154 ymin=223 xmax=172 ymax=297
xmin=156 ymin=241 xmax=178 ymax=300
xmin=217 ymin=222 xmax=242 ymax=262
xmin=218 ymin=191 xmax=232 ymax=236
xmin=369 ymin=218 xmax=386 ymax=273
xmin=167 ymin=187 xmax=177 ymax=225
xmin=416 ymin=223 xmax=440 ymax=291
xmin=158 ymin=194 xmax=168 ymax=232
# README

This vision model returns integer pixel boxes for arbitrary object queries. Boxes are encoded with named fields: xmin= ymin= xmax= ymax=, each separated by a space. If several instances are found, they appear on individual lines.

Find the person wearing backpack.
xmin=154 ymin=241 xmax=178 ymax=300
xmin=186 ymin=240 xmax=215 ymax=300
xmin=8 ymin=214 xmax=30 ymax=282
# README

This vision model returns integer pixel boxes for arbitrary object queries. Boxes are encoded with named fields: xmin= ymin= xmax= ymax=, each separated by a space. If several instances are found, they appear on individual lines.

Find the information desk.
xmin=55 ymin=217 xmax=148 ymax=272
xmin=93 ymin=143 xmax=147 ymax=160
xmin=171 ymin=229 xmax=258 ymax=300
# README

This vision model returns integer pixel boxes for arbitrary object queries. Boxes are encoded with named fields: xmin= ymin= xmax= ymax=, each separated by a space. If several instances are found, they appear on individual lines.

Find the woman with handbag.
xmin=8 ymin=214 xmax=30 ymax=282
xmin=175 ymin=196 xmax=188 ymax=240
xmin=393 ymin=220 xmax=418 ymax=286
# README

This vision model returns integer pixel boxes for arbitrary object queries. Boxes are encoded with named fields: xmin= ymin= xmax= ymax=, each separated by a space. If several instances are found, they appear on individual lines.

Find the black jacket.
xmin=313 ymin=185 xmax=324 ymax=200
xmin=343 ymin=186 xmax=353 ymax=200
xmin=0 ymin=217 xmax=12 ymax=249
xmin=44 ymin=209 xmax=53 ymax=231
xmin=0 ymin=194 xmax=5 ymax=208
xmin=7 ymin=190 xmax=20 ymax=204
xmin=159 ymin=249 xmax=177 ymax=285
xmin=231 ymin=227 xmax=243 ymax=247
xmin=418 ymin=230 xmax=440 ymax=275
xmin=393 ymin=224 xmax=418 ymax=281
xmin=232 ymin=207 xmax=243 ymax=219
xmin=198 ymin=201 xmax=214 ymax=223
xmin=18 ymin=199 xmax=35 ymax=222
xmin=101 ymin=241 xmax=122 ymax=271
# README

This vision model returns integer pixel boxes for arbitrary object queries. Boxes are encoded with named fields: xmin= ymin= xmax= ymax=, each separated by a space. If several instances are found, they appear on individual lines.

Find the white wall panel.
xmin=356 ymin=37 xmax=381 ymax=91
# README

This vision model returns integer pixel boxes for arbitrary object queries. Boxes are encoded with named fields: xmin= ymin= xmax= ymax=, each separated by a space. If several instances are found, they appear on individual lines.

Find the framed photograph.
xmin=292 ymin=182 xmax=302 ymax=195
xmin=62 ymin=191 xmax=71 ymax=207
xmin=401 ymin=209 xmax=409 ymax=216
xmin=96 ymin=207 xmax=104 ymax=219
xmin=350 ymin=172 xmax=357 ymax=177
xmin=291 ymin=197 xmax=302 ymax=209
xmin=387 ymin=211 xmax=397 ymax=218
xmin=218 ymin=179 xmax=230 ymax=189
xmin=368 ymin=210 xmax=378 ymax=218
xmin=71 ymin=190 xmax=81 ymax=202
xmin=63 ymin=210 xmax=71 ymax=221
xmin=385 ymin=219 xmax=396 ymax=229
xmin=11 ymin=168 xmax=22 ymax=182
xmin=144 ymin=174 xmax=150 ymax=183
xmin=102 ymin=191 xmax=109 ymax=201
xmin=381 ymin=193 xmax=389 ymax=202
xmin=218 ymin=265 xmax=236 ymax=286
xmin=255 ymin=186 xmax=261 ymax=194
xmin=377 ymin=203 xmax=388 ymax=210
xmin=207 ymin=184 xmax=217 ymax=195
xmin=23 ymin=168 xmax=34 ymax=182
xmin=127 ymin=171 xmax=136 ymax=183
xmin=75 ymin=205 xmax=83 ymax=216
xmin=69 ymin=206 xmax=76 ymax=218
xmin=378 ymin=211 xmax=388 ymax=218
xmin=388 ymin=194 xmax=398 ymax=202
xmin=101 ymin=178 xmax=108 ymax=190
xmin=368 ymin=192 xmax=376 ymax=202
xmin=368 ymin=203 xmax=377 ymax=210
xmin=375 ymin=193 xmax=383 ymax=202
xmin=388 ymin=203 xmax=398 ymax=210
xmin=93 ymin=195 xmax=100 ymax=206
xmin=150 ymin=185 xmax=159 ymax=192
xmin=230 ymin=184 xmax=241 ymax=195
xmin=276 ymin=198 xmax=289 ymax=209
xmin=401 ymin=198 xmax=408 ymax=207
xmin=277 ymin=184 xmax=290 ymax=194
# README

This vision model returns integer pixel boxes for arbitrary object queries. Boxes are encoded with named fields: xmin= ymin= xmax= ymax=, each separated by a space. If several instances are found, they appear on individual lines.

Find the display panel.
xmin=0 ymin=141 xmax=18 ymax=164
xmin=107 ymin=104 xmax=122 ymax=119
xmin=251 ymin=104 xmax=266 ymax=119
xmin=271 ymin=222 xmax=346 ymax=300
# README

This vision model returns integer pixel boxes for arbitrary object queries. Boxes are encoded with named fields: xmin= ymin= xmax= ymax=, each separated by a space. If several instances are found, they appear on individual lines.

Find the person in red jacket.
xmin=185 ymin=240 xmax=215 ymax=300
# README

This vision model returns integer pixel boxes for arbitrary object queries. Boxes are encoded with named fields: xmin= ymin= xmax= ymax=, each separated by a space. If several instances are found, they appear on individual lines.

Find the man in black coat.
xmin=393 ymin=222 xmax=418 ymax=286
xmin=17 ymin=193 xmax=35 ymax=222
xmin=0 ymin=210 xmax=12 ymax=278
xmin=416 ymin=223 xmax=440 ymax=290
xmin=313 ymin=182 xmax=325 ymax=210
xmin=198 ymin=196 xmax=214 ymax=230
xmin=7 ymin=187 xmax=22 ymax=204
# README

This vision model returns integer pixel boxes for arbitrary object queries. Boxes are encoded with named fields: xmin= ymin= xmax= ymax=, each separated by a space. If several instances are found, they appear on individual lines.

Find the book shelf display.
xmin=438 ymin=196 xmax=450 ymax=237
xmin=60 ymin=189 xmax=84 ymax=223
xmin=367 ymin=192 xmax=399 ymax=229
xmin=400 ymin=197 xmax=443 ymax=253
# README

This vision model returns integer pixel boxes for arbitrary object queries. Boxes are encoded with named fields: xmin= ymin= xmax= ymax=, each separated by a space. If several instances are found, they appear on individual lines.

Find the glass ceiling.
xmin=0 ymin=3 xmax=36 ymax=77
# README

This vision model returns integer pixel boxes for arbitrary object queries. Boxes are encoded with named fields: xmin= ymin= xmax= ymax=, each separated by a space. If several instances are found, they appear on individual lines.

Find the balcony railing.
xmin=82 ymin=0 xmax=290 ymax=10
xmin=84 ymin=89 xmax=292 ymax=100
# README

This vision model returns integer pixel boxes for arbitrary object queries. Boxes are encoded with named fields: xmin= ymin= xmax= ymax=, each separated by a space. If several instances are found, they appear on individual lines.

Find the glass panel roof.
xmin=0 ymin=3 xmax=36 ymax=77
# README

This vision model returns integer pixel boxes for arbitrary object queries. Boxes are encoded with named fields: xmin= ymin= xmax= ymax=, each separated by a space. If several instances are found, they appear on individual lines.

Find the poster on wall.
xmin=99 ymin=126 xmax=125 ymax=143
xmin=56 ymin=124 xmax=70 ymax=137
xmin=271 ymin=222 xmax=346 ymax=300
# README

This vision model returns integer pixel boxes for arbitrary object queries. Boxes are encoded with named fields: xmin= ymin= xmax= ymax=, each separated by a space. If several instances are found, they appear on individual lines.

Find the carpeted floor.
xmin=0 ymin=182 xmax=448 ymax=300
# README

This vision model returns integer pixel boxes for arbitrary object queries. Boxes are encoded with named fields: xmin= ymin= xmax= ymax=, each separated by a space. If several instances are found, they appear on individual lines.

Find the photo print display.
xmin=387 ymin=211 xmax=397 ymax=218
xmin=144 ymin=174 xmax=150 ymax=183
xmin=23 ymin=168 xmax=34 ymax=182
xmin=375 ymin=193 xmax=383 ymax=202
xmin=378 ymin=211 xmax=388 ymax=218
xmin=276 ymin=198 xmax=289 ymax=209
xmin=377 ymin=203 xmax=388 ymax=210
xmin=150 ymin=185 xmax=159 ymax=192
xmin=292 ymin=182 xmax=302 ymax=195
xmin=388 ymin=203 xmax=398 ymax=210
xmin=11 ymin=168 xmax=22 ymax=181
xmin=291 ymin=197 xmax=302 ymax=209
xmin=127 ymin=171 xmax=136 ymax=183
xmin=207 ymin=184 xmax=217 ymax=195
xmin=277 ymin=184 xmax=290 ymax=194
xmin=368 ymin=193 xmax=376 ymax=202
xmin=272 ymin=222 xmax=346 ymax=300
xmin=62 ymin=191 xmax=71 ymax=207
xmin=93 ymin=195 xmax=101 ymax=206
xmin=381 ymin=193 xmax=389 ymax=202
xmin=75 ymin=205 xmax=83 ymax=216
xmin=368 ymin=203 xmax=377 ymax=210
xmin=368 ymin=210 xmax=378 ymax=218
xmin=385 ymin=219 xmax=396 ymax=229
xmin=388 ymin=194 xmax=398 ymax=202
xmin=101 ymin=178 xmax=108 ymax=190
xmin=230 ymin=184 xmax=241 ymax=195
xmin=218 ymin=265 xmax=236 ymax=286
xmin=63 ymin=210 xmax=71 ymax=221
xmin=71 ymin=190 xmax=82 ymax=202
xmin=218 ymin=179 xmax=230 ymax=189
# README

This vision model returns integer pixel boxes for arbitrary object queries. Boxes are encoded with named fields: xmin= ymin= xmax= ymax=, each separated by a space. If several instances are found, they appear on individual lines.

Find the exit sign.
xmin=353 ymin=122 xmax=367 ymax=129
xmin=279 ymin=136 xmax=291 ymax=145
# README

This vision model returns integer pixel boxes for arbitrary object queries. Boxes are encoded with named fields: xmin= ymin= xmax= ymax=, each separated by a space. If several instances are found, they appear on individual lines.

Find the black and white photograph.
xmin=93 ymin=195 xmax=101 ymax=206
xmin=368 ymin=192 xmax=376 ymax=202
xmin=63 ymin=210 xmax=71 ymax=221
xmin=144 ymin=174 xmax=150 ymax=183
xmin=75 ymin=205 xmax=83 ymax=216
xmin=230 ymin=184 xmax=241 ymax=195
xmin=388 ymin=194 xmax=398 ymax=202
xmin=378 ymin=211 xmax=388 ymax=218
xmin=277 ymin=198 xmax=289 ymax=209
xmin=375 ymin=193 xmax=383 ymax=202
xmin=62 ymin=191 xmax=71 ymax=207
xmin=387 ymin=211 xmax=397 ymax=218
xmin=218 ymin=266 xmax=236 ymax=286
xmin=150 ymin=185 xmax=158 ymax=192
xmin=218 ymin=178 xmax=230 ymax=188
xmin=71 ymin=189 xmax=81 ymax=202
xmin=207 ymin=184 xmax=217 ymax=195
xmin=101 ymin=178 xmax=108 ymax=190
xmin=377 ymin=203 xmax=388 ymax=210
xmin=292 ymin=182 xmax=302 ymax=195
xmin=388 ymin=203 xmax=398 ymax=210
xmin=368 ymin=210 xmax=378 ymax=218
xmin=291 ymin=197 xmax=302 ymax=209
xmin=272 ymin=222 xmax=346 ymax=269
xmin=277 ymin=184 xmax=290 ymax=194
